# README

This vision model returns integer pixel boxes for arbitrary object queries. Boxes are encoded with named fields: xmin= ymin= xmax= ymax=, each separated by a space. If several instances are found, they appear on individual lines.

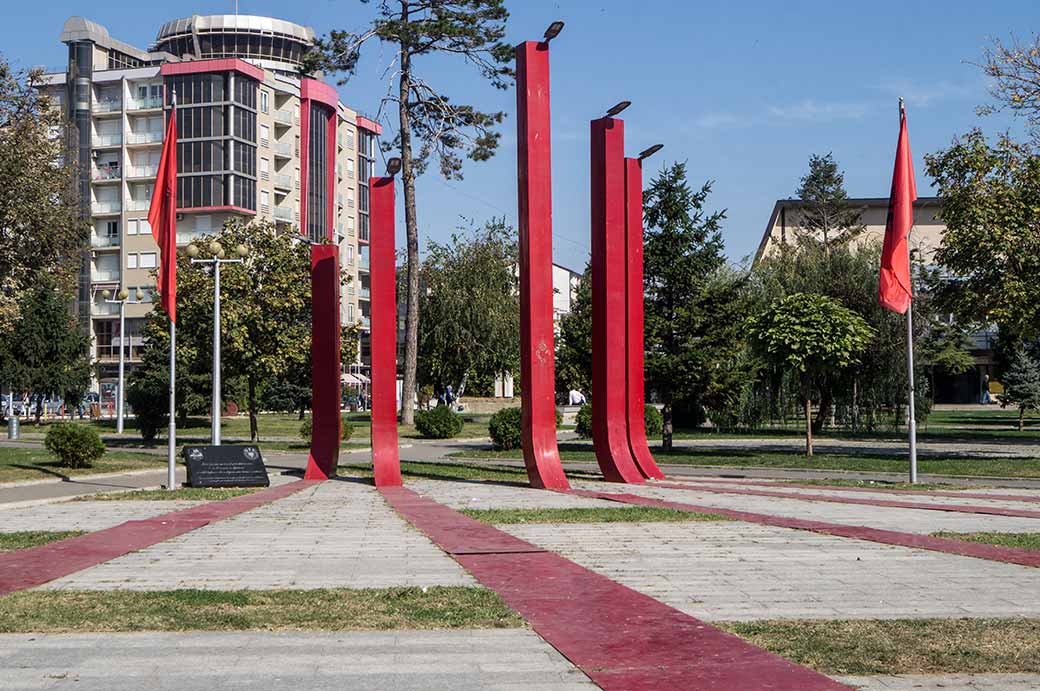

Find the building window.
xmin=260 ymin=90 xmax=269 ymax=113
xmin=127 ymin=254 xmax=138 ymax=269
xmin=346 ymin=158 xmax=355 ymax=178
xmin=259 ymin=124 xmax=270 ymax=147
xmin=140 ymin=253 xmax=157 ymax=269
xmin=347 ymin=304 xmax=354 ymax=322
xmin=346 ymin=130 xmax=354 ymax=149
xmin=126 ymin=220 xmax=138 ymax=235
xmin=260 ymin=189 xmax=270 ymax=214
xmin=306 ymin=104 xmax=332 ymax=241
xmin=105 ymin=220 xmax=119 ymax=239
xmin=260 ymin=157 xmax=270 ymax=180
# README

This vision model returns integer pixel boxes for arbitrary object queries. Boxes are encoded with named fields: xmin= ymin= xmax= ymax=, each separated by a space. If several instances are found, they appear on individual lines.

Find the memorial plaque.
xmin=183 ymin=445 xmax=270 ymax=488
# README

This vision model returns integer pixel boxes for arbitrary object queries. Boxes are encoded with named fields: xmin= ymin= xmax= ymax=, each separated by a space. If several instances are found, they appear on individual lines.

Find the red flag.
xmin=148 ymin=98 xmax=177 ymax=323
xmin=879 ymin=104 xmax=917 ymax=314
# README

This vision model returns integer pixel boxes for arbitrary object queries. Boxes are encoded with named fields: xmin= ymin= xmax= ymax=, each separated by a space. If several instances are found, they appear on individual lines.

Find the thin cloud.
xmin=877 ymin=79 xmax=979 ymax=108
xmin=767 ymin=100 xmax=867 ymax=123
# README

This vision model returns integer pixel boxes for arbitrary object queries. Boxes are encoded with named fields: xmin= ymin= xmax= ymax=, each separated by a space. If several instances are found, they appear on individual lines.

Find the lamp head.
xmin=606 ymin=101 xmax=631 ymax=117
xmin=386 ymin=157 xmax=402 ymax=176
xmin=117 ymin=288 xmax=129 ymax=301
xmin=186 ymin=244 xmax=200 ymax=258
xmin=135 ymin=288 xmax=144 ymax=301
xmin=543 ymin=21 xmax=564 ymax=42
xmin=217 ymin=247 xmax=226 ymax=259
xmin=638 ymin=144 xmax=664 ymax=161
xmin=101 ymin=289 xmax=111 ymax=300
xmin=235 ymin=244 xmax=248 ymax=258
xmin=208 ymin=240 xmax=222 ymax=256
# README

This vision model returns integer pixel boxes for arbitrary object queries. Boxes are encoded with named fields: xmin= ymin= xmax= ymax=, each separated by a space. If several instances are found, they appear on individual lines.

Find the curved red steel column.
xmin=624 ymin=158 xmax=664 ymax=479
xmin=304 ymin=245 xmax=341 ymax=480
xmin=369 ymin=176 xmax=402 ymax=487
xmin=515 ymin=40 xmax=569 ymax=490
xmin=590 ymin=117 xmax=644 ymax=484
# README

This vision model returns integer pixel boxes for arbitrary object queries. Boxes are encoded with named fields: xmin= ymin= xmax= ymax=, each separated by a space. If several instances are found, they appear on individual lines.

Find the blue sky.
xmin=4 ymin=0 xmax=1037 ymax=269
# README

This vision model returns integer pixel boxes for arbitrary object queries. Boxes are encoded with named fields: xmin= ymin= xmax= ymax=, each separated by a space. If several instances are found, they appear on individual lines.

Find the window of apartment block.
xmin=347 ymin=304 xmax=354 ymax=322
xmin=194 ymin=215 xmax=212 ymax=234
xmin=260 ymin=189 xmax=270 ymax=211
xmin=105 ymin=220 xmax=119 ymax=239
xmin=346 ymin=158 xmax=355 ymax=178
xmin=127 ymin=254 xmax=138 ymax=270
xmin=347 ymin=188 xmax=355 ymax=208
xmin=347 ymin=216 xmax=355 ymax=235
xmin=127 ymin=220 xmax=138 ymax=236
xmin=345 ymin=131 xmax=354 ymax=149
xmin=260 ymin=90 xmax=269 ymax=113
xmin=260 ymin=157 xmax=270 ymax=180
xmin=346 ymin=245 xmax=354 ymax=263
xmin=140 ymin=253 xmax=157 ymax=269
xmin=140 ymin=219 xmax=151 ymax=236
xmin=260 ymin=123 xmax=270 ymax=146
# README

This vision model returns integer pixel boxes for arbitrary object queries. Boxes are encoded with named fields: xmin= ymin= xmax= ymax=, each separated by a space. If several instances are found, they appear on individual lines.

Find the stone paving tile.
xmin=583 ymin=480 xmax=1040 ymax=534
xmin=0 ymin=501 xmax=208 ymax=533
xmin=41 ymin=481 xmax=474 ymax=591
xmin=407 ymin=478 xmax=623 ymax=511
xmin=502 ymin=521 xmax=1040 ymax=621
xmin=0 ymin=630 xmax=593 ymax=690
xmin=837 ymin=673 xmax=1040 ymax=690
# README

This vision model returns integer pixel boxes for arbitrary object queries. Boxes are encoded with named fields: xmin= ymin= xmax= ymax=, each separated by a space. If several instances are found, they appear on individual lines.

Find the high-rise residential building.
xmin=40 ymin=16 xmax=380 ymax=405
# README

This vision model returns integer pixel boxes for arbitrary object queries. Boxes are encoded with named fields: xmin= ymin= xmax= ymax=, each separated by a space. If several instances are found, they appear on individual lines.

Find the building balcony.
xmin=359 ymin=316 xmax=371 ymax=330
xmin=273 ymin=109 xmax=294 ymax=127
xmin=126 ymin=131 xmax=162 ymax=146
xmin=128 ymin=96 xmax=162 ymax=111
xmin=126 ymin=165 xmax=157 ymax=179
xmin=176 ymin=231 xmax=210 ymax=245
xmin=359 ymin=287 xmax=370 ymax=300
xmin=91 ymin=200 xmax=122 ymax=215
xmin=126 ymin=199 xmax=150 ymax=212
xmin=91 ymin=301 xmax=120 ymax=317
xmin=92 ymin=133 xmax=122 ymax=148
xmin=90 ymin=234 xmax=120 ymax=249
xmin=273 ymin=142 xmax=292 ymax=159
xmin=91 ymin=270 xmax=121 ymax=283
xmin=273 ymin=174 xmax=293 ymax=191
xmin=273 ymin=206 xmax=293 ymax=223
xmin=92 ymin=99 xmax=121 ymax=114
xmin=358 ymin=256 xmax=370 ymax=271
xmin=91 ymin=167 xmax=121 ymax=182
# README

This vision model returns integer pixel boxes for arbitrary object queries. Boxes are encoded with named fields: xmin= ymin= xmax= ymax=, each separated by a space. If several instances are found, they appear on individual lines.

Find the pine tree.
xmin=794 ymin=153 xmax=865 ymax=251
xmin=1000 ymin=349 xmax=1040 ymax=431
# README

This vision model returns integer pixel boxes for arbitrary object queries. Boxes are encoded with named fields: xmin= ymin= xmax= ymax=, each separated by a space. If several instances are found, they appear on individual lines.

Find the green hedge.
xmin=45 ymin=423 xmax=105 ymax=469
xmin=414 ymin=405 xmax=464 ymax=439
xmin=299 ymin=415 xmax=355 ymax=444
xmin=575 ymin=404 xmax=662 ymax=439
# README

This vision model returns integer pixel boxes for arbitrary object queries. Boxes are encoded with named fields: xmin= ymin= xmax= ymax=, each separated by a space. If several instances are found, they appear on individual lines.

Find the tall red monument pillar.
xmin=590 ymin=117 xmax=644 ymax=484
xmin=625 ymin=157 xmax=664 ymax=479
xmin=515 ymin=40 xmax=569 ymax=490
xmin=370 ymin=176 xmax=402 ymax=487
xmin=304 ymin=244 xmax=341 ymax=480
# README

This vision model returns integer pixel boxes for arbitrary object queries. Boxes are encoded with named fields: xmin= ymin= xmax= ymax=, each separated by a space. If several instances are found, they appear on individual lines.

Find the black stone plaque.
xmin=183 ymin=445 xmax=270 ymax=488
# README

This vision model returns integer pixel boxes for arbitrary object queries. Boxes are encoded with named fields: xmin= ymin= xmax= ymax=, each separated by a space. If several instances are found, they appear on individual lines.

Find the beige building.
xmin=40 ymin=16 xmax=380 ymax=405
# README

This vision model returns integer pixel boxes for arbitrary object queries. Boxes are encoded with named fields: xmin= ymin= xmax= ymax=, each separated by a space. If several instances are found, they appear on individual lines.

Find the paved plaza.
xmin=2 ymin=441 xmax=1039 ymax=690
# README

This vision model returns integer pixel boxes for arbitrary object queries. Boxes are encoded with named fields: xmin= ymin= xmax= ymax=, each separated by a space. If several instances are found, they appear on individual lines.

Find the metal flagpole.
xmin=901 ymin=97 xmax=918 ymax=484
xmin=116 ymin=299 xmax=125 ymax=434
xmin=212 ymin=259 xmax=221 ymax=445
xmin=167 ymin=88 xmax=177 ymax=490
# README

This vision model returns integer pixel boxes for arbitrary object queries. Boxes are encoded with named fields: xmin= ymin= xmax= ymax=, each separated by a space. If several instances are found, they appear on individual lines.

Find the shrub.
xmin=555 ymin=407 xmax=563 ymax=428
xmin=575 ymin=403 xmax=592 ymax=438
xmin=126 ymin=378 xmax=165 ymax=444
xmin=299 ymin=415 xmax=354 ymax=444
xmin=414 ymin=404 xmax=464 ymax=439
xmin=45 ymin=423 xmax=105 ymax=469
xmin=489 ymin=407 xmax=522 ymax=450
xmin=644 ymin=404 xmax=663 ymax=437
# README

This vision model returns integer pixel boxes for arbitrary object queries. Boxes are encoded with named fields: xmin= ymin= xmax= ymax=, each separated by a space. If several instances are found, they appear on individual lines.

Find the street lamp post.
xmin=102 ymin=287 xmax=145 ymax=434
xmin=187 ymin=240 xmax=247 ymax=446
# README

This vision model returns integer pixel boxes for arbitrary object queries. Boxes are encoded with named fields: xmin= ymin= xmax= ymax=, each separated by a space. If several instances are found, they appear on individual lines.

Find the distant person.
xmin=982 ymin=374 xmax=992 ymax=404
xmin=569 ymin=389 xmax=587 ymax=405
xmin=358 ymin=391 xmax=366 ymax=411
xmin=445 ymin=385 xmax=454 ymax=406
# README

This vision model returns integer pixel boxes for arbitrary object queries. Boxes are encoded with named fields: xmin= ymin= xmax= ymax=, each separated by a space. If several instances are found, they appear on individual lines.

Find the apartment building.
xmin=40 ymin=15 xmax=380 ymax=404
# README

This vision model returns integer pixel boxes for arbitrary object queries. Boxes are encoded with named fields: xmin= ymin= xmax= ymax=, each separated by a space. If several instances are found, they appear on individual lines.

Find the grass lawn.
xmin=76 ymin=487 xmax=262 ymax=502
xmin=720 ymin=618 xmax=1040 ymax=675
xmin=932 ymin=532 xmax=1040 ymax=550
xmin=340 ymin=460 xmax=536 ymax=483
xmin=782 ymin=479 xmax=990 ymax=491
xmin=0 ymin=587 xmax=522 ymax=633
xmin=461 ymin=507 xmax=726 ymax=524
xmin=0 ymin=446 xmax=167 ymax=483
xmin=0 ymin=531 xmax=86 ymax=551
xmin=451 ymin=444 xmax=1040 ymax=479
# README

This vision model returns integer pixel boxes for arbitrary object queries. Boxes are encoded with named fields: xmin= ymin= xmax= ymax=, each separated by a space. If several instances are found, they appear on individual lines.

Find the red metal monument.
xmin=304 ymin=244 xmax=342 ymax=480
xmin=515 ymin=32 xmax=570 ymax=490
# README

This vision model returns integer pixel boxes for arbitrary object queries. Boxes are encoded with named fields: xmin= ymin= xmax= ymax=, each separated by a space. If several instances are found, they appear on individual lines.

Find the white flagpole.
xmin=167 ymin=88 xmax=177 ymax=490
xmin=901 ymin=97 xmax=918 ymax=485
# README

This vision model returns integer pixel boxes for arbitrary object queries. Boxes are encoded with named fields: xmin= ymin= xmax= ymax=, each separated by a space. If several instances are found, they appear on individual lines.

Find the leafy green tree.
xmin=0 ymin=278 xmax=91 ymax=424
xmin=793 ymin=153 xmax=865 ymax=251
xmin=977 ymin=33 xmax=1040 ymax=142
xmin=642 ymin=162 xmax=748 ymax=449
xmin=307 ymin=0 xmax=514 ymax=425
xmin=418 ymin=218 xmax=519 ymax=398
xmin=0 ymin=57 xmax=86 ymax=333
xmin=1000 ymin=348 xmax=1040 ymax=431
xmin=748 ymin=293 xmax=874 ymax=457
xmin=918 ymin=317 xmax=975 ymax=403
xmin=925 ymin=130 xmax=1040 ymax=342
xmin=555 ymin=264 xmax=592 ymax=396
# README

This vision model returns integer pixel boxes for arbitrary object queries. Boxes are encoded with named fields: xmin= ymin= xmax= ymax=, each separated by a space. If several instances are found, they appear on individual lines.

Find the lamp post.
xmin=187 ymin=240 xmax=247 ymax=446
xmin=102 ymin=287 xmax=145 ymax=434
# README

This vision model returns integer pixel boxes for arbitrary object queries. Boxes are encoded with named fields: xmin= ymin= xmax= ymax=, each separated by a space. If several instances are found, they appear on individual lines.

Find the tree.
xmin=642 ymin=162 xmax=748 ymax=449
xmin=977 ymin=33 xmax=1040 ymax=144
xmin=307 ymin=1 xmax=514 ymax=425
xmin=417 ymin=218 xmax=519 ymax=398
xmin=0 ymin=277 xmax=91 ymax=424
xmin=1000 ymin=348 xmax=1040 ymax=431
xmin=747 ymin=293 xmax=873 ymax=457
xmin=0 ymin=57 xmax=85 ymax=333
xmin=793 ymin=153 xmax=865 ymax=251
xmin=925 ymin=130 xmax=1040 ymax=342
xmin=555 ymin=264 xmax=592 ymax=396
xmin=918 ymin=317 xmax=975 ymax=403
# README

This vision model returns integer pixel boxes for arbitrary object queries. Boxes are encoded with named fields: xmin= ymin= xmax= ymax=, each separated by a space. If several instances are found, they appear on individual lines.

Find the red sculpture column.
xmin=304 ymin=244 xmax=341 ymax=480
xmin=625 ymin=157 xmax=664 ymax=479
xmin=369 ymin=176 xmax=402 ymax=487
xmin=515 ymin=40 xmax=569 ymax=490
xmin=590 ymin=117 xmax=644 ymax=484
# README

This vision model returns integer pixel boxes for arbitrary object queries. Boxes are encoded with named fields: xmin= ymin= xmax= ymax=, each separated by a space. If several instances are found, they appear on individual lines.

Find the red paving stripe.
xmin=662 ymin=475 xmax=1040 ymax=504
xmin=0 ymin=479 xmax=316 ymax=597
xmin=380 ymin=486 xmax=850 ymax=690
xmin=650 ymin=481 xmax=1040 ymax=519
xmin=574 ymin=489 xmax=1040 ymax=569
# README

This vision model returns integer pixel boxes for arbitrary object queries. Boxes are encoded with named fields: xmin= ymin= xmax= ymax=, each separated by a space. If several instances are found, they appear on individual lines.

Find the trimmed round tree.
xmin=748 ymin=293 xmax=873 ymax=457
